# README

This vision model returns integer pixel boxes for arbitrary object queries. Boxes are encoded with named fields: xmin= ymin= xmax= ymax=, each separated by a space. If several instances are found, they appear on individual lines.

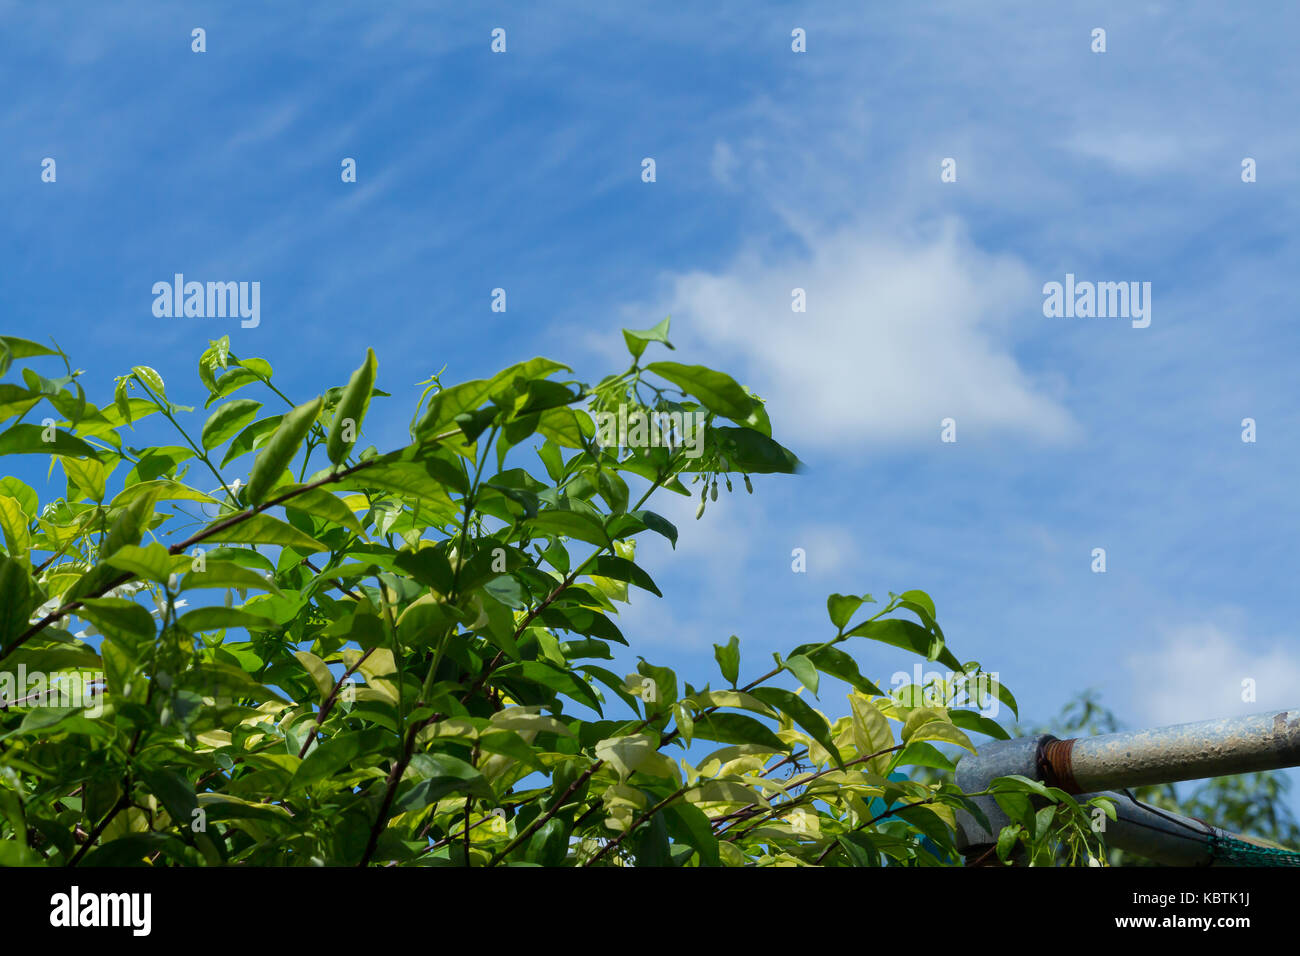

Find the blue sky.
xmin=4 ymin=2 xmax=1299 ymax=798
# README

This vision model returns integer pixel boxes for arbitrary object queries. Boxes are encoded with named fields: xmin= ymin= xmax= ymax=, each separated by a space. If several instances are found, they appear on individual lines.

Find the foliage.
xmin=0 ymin=325 xmax=1017 ymax=867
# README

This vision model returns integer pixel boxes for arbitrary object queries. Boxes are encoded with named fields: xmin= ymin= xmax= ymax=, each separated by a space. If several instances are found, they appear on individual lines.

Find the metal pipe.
xmin=953 ymin=787 xmax=1221 ymax=866
xmin=952 ymin=709 xmax=1300 ymax=866
xmin=1048 ymin=708 xmax=1300 ymax=793
xmin=1074 ymin=791 xmax=1215 ymax=866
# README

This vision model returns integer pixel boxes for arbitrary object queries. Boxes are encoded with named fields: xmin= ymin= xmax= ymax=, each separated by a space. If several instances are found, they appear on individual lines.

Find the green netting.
xmin=1210 ymin=832 xmax=1300 ymax=866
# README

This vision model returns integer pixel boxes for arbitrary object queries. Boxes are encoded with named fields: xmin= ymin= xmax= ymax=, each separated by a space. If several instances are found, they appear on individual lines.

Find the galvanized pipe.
xmin=954 ymin=787 xmax=1222 ymax=866
xmin=1048 ymin=708 xmax=1300 ymax=793
xmin=953 ymin=708 xmax=1300 ymax=866
xmin=1071 ymin=791 xmax=1216 ymax=866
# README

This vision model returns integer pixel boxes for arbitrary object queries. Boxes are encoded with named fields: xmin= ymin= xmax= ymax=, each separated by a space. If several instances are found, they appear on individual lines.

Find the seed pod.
xmin=695 ymin=499 xmax=706 ymax=520
xmin=725 ymin=476 xmax=733 ymax=493
xmin=744 ymin=474 xmax=753 ymax=494
xmin=710 ymin=481 xmax=718 ymax=502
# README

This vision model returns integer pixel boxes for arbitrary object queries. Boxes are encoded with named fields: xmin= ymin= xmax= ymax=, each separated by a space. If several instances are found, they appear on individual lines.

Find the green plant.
xmin=0 ymin=324 xmax=1015 ymax=866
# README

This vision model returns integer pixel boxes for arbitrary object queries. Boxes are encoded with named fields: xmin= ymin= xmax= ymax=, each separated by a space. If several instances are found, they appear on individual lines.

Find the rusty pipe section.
xmin=1046 ymin=709 xmax=1300 ymax=793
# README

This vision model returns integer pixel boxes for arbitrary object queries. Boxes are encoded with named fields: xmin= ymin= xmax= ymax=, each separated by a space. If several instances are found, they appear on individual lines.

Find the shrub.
xmin=0 ymin=324 xmax=1016 ymax=866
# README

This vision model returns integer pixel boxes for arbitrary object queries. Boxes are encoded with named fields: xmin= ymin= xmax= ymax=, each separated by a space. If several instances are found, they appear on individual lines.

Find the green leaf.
xmin=645 ymin=362 xmax=754 ymax=420
xmin=59 ymin=456 xmax=106 ymax=502
xmin=896 ymin=804 xmax=955 ymax=852
xmin=137 ymin=768 xmax=197 ymax=828
xmin=77 ymin=597 xmax=158 ymax=640
xmin=0 ymin=556 xmax=35 ymax=642
xmin=414 ymin=379 xmax=496 ymax=438
xmin=536 ymin=407 xmax=591 ymax=449
xmin=899 ymin=590 xmax=936 ymax=622
xmin=664 ymin=801 xmax=719 ymax=867
xmin=946 ymin=709 xmax=1011 ymax=741
xmin=849 ymin=696 xmax=896 ymax=773
xmin=608 ymin=509 xmax=678 ymax=549
xmin=201 ymin=399 xmax=263 ymax=450
xmin=124 ymin=446 xmax=194 ymax=484
xmin=594 ymin=734 xmax=680 ymax=782
xmin=846 ymin=618 xmax=962 ymax=671
xmin=237 ymin=356 xmax=274 ymax=379
xmin=709 ymin=426 xmax=801 ymax=474
xmin=497 ymin=661 xmax=603 ymax=715
xmin=0 ymin=385 xmax=39 ymax=424
xmin=827 ymin=593 xmax=868 ymax=631
xmin=995 ymin=823 xmax=1021 ymax=863
xmin=623 ymin=316 xmax=674 ymax=360
xmin=0 ymin=423 xmax=99 ymax=458
xmin=989 ymin=774 xmax=1054 ymax=799
xmin=749 ymin=686 xmax=842 ymax=766
xmin=0 ymin=495 xmax=31 ymax=561
xmin=131 ymin=365 xmax=166 ymax=396
xmin=293 ymin=650 xmax=335 ymax=704
xmin=327 ymin=348 xmax=377 ymax=464
xmin=282 ymin=486 xmax=364 ymax=533
xmin=338 ymin=460 xmax=457 ymax=508
xmin=589 ymin=555 xmax=660 ymax=596
xmin=80 ymin=832 xmax=186 ymax=867
xmin=523 ymin=817 xmax=569 ymax=866
xmin=289 ymin=728 xmax=390 ymax=792
xmin=539 ymin=606 xmax=626 ymax=645
xmin=0 ymin=336 xmax=59 ymax=360
xmin=205 ymin=367 xmax=263 ymax=407
xmin=836 ymin=833 xmax=881 ymax=867
xmin=483 ymin=574 xmax=527 ymax=609
xmin=102 ymin=488 xmax=160 ymax=558
xmin=197 ymin=513 xmax=328 ymax=553
xmin=109 ymin=479 xmax=218 ymax=509
xmin=893 ymin=741 xmax=957 ymax=773
xmin=392 ymin=754 xmax=494 ymax=813
xmin=113 ymin=379 xmax=133 ymax=426
xmin=104 ymin=542 xmax=174 ymax=584
xmin=220 ymin=415 xmax=282 ymax=466
xmin=246 ymin=396 xmax=323 ymax=505
xmin=690 ymin=712 xmax=787 ymax=752
xmin=785 ymin=642 xmax=878 ymax=697
xmin=0 ymin=477 xmax=38 ymax=517
xmin=906 ymin=720 xmax=975 ymax=753
xmin=198 ymin=336 xmax=231 ymax=393
xmin=527 ymin=510 xmax=610 ymax=549
xmin=713 ymin=635 xmax=740 ymax=687
xmin=780 ymin=653 xmax=819 ymax=696
xmin=178 ymin=606 xmax=277 ymax=633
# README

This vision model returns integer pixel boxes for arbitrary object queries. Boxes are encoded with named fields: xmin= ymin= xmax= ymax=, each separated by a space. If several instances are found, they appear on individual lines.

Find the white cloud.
xmin=793 ymin=524 xmax=862 ymax=575
xmin=655 ymin=219 xmax=1077 ymax=448
xmin=1064 ymin=128 xmax=1192 ymax=175
xmin=1126 ymin=623 xmax=1300 ymax=727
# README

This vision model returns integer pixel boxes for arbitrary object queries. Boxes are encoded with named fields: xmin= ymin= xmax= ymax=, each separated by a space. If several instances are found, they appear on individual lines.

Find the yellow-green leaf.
xmin=246 ymin=396 xmax=323 ymax=505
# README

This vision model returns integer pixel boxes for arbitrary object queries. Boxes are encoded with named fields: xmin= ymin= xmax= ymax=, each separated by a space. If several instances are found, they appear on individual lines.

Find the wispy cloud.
xmin=1126 ymin=622 xmax=1300 ymax=727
